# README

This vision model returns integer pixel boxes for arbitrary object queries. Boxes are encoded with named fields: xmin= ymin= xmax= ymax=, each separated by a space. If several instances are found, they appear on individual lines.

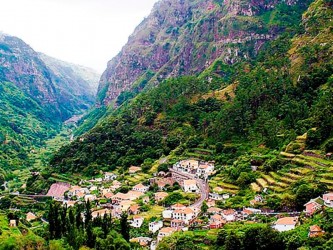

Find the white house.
xmin=183 ymin=179 xmax=198 ymax=193
xmin=149 ymin=221 xmax=163 ymax=233
xmin=157 ymin=227 xmax=176 ymax=242
xmin=104 ymin=172 xmax=117 ymax=181
xmin=162 ymin=210 xmax=173 ymax=219
xmin=173 ymin=160 xmax=199 ymax=174
xmin=209 ymin=193 xmax=223 ymax=201
xmin=131 ymin=216 xmax=144 ymax=228
xmin=323 ymin=193 xmax=333 ymax=207
xmin=221 ymin=209 xmax=237 ymax=222
xmin=132 ymin=183 xmax=149 ymax=193
xmin=273 ymin=217 xmax=298 ymax=232
xmin=84 ymin=194 xmax=97 ymax=202
xmin=172 ymin=207 xmax=195 ymax=224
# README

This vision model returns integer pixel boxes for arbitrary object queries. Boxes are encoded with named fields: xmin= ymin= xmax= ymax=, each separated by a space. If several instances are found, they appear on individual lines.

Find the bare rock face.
xmin=0 ymin=33 xmax=100 ymax=121
xmin=97 ymin=0 xmax=308 ymax=106
xmin=0 ymin=34 xmax=58 ymax=106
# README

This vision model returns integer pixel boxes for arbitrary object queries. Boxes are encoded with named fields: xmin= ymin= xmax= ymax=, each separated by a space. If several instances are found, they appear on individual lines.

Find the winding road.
xmin=169 ymin=168 xmax=209 ymax=209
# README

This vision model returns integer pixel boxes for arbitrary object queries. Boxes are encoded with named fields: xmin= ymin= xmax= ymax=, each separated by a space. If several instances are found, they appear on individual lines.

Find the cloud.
xmin=0 ymin=0 xmax=157 ymax=72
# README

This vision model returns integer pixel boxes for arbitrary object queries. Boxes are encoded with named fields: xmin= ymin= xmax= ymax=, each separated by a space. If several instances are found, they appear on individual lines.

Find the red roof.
xmin=47 ymin=183 xmax=70 ymax=198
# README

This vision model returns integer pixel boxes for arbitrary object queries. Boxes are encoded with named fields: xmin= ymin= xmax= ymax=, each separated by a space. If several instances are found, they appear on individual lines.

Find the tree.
xmin=0 ymin=196 xmax=11 ymax=209
xmin=225 ymin=231 xmax=242 ymax=250
xmin=201 ymin=201 xmax=208 ymax=214
xmin=85 ymin=200 xmax=92 ymax=228
xmin=120 ymin=212 xmax=130 ymax=242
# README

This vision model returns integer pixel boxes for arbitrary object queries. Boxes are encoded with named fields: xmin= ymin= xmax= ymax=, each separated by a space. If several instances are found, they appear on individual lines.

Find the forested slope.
xmin=51 ymin=0 xmax=332 ymax=176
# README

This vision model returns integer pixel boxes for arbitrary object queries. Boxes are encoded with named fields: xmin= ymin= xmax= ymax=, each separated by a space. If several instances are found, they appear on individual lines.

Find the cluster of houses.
xmin=40 ymin=161 xmax=332 ymax=249
xmin=304 ymin=192 xmax=333 ymax=216
xmin=172 ymin=159 xmax=215 ymax=180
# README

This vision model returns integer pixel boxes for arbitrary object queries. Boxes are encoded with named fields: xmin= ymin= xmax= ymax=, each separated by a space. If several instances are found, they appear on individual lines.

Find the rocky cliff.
xmin=97 ymin=0 xmax=311 ymax=106
xmin=0 ymin=33 xmax=100 ymax=121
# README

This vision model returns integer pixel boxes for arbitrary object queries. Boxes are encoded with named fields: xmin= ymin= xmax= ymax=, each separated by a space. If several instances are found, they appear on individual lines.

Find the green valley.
xmin=0 ymin=0 xmax=333 ymax=249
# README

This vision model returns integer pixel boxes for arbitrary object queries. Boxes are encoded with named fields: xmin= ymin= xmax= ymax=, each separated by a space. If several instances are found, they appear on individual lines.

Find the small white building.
xmin=84 ymin=194 xmax=97 ymax=202
xmin=162 ymin=210 xmax=173 ymax=219
xmin=104 ymin=172 xmax=117 ymax=181
xmin=273 ymin=217 xmax=298 ymax=232
xmin=131 ymin=216 xmax=144 ymax=228
xmin=323 ymin=193 xmax=333 ymax=207
xmin=209 ymin=193 xmax=223 ymax=201
xmin=132 ymin=183 xmax=149 ymax=193
xmin=149 ymin=221 xmax=163 ymax=233
xmin=221 ymin=209 xmax=237 ymax=222
xmin=183 ymin=179 xmax=198 ymax=193
xmin=172 ymin=207 xmax=195 ymax=224
xmin=157 ymin=227 xmax=176 ymax=242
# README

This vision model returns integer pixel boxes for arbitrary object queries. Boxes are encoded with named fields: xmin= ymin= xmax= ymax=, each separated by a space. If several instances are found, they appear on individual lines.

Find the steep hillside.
xmin=39 ymin=53 xmax=99 ymax=109
xmin=51 ymin=0 xmax=332 ymax=181
xmin=97 ymin=0 xmax=312 ymax=106
xmin=0 ymin=34 xmax=99 ymax=171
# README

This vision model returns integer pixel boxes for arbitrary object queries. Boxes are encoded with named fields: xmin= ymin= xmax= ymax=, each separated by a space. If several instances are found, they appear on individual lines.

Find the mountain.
xmin=0 ymin=33 xmax=99 ymax=170
xmin=97 ymin=0 xmax=312 ymax=106
xmin=50 ymin=0 xmax=333 ymax=176
xmin=39 ymin=53 xmax=99 ymax=110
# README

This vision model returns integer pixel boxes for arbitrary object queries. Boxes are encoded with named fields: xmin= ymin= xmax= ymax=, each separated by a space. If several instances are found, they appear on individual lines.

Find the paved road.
xmin=169 ymin=168 xmax=209 ymax=209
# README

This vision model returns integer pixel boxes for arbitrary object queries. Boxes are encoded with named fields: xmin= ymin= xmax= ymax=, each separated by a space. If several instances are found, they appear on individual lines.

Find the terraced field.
xmin=251 ymin=150 xmax=333 ymax=193
xmin=209 ymin=174 xmax=239 ymax=194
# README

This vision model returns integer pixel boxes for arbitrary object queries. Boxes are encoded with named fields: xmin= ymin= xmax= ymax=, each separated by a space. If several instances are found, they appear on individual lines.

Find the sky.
xmin=0 ymin=0 xmax=158 ymax=73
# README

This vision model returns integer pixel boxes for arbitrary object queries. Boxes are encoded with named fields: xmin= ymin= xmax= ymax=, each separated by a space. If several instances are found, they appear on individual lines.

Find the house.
xmin=63 ymin=200 xmax=77 ymax=208
xmin=142 ymin=196 xmax=150 ymax=204
xmin=157 ymin=227 xmax=176 ymax=242
xmin=206 ymin=199 xmax=216 ymax=208
xmin=129 ymin=166 xmax=141 ymax=174
xmin=183 ymin=179 xmax=198 ymax=193
xmin=273 ymin=217 xmax=298 ymax=232
xmin=242 ymin=208 xmax=261 ymax=217
xmin=127 ymin=190 xmax=144 ymax=200
xmin=304 ymin=197 xmax=324 ymax=215
xmin=131 ymin=216 xmax=144 ymax=228
xmin=120 ymin=200 xmax=135 ymax=212
xmin=308 ymin=225 xmax=325 ymax=237
xmin=210 ymin=214 xmax=223 ymax=222
xmin=110 ymin=180 xmax=122 ymax=191
xmin=250 ymin=195 xmax=264 ymax=206
xmin=171 ymin=219 xmax=185 ymax=229
xmin=173 ymin=159 xmax=199 ymax=174
xmin=209 ymin=219 xmax=225 ymax=229
xmin=89 ymin=186 xmax=98 ymax=192
xmin=130 ymin=237 xmax=152 ymax=247
xmin=104 ymin=172 xmax=117 ymax=181
xmin=172 ymin=207 xmax=195 ymax=224
xmin=104 ymin=192 xmax=114 ymax=199
xmin=155 ymin=178 xmax=175 ymax=190
xmin=162 ymin=210 xmax=173 ymax=219
xmin=222 ymin=194 xmax=230 ymax=200
xmin=129 ymin=204 xmax=140 ymax=215
xmin=149 ymin=221 xmax=163 ymax=233
xmin=171 ymin=203 xmax=186 ymax=210
xmin=209 ymin=193 xmax=223 ymax=201
xmin=132 ymin=183 xmax=149 ymax=193
xmin=47 ymin=182 xmax=71 ymax=199
xmin=207 ymin=207 xmax=222 ymax=214
xmin=111 ymin=193 xmax=129 ymax=204
xmin=155 ymin=192 xmax=168 ymax=202
xmin=84 ymin=194 xmax=97 ymax=202
xmin=222 ymin=209 xmax=237 ymax=222
xmin=9 ymin=220 xmax=16 ymax=227
xmin=197 ymin=163 xmax=215 ymax=177
xmin=92 ymin=209 xmax=111 ymax=219
xmin=323 ymin=192 xmax=333 ymax=207
xmin=26 ymin=212 xmax=37 ymax=222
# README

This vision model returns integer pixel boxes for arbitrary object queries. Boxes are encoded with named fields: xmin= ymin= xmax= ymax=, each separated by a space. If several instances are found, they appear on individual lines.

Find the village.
xmin=8 ymin=158 xmax=331 ymax=249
